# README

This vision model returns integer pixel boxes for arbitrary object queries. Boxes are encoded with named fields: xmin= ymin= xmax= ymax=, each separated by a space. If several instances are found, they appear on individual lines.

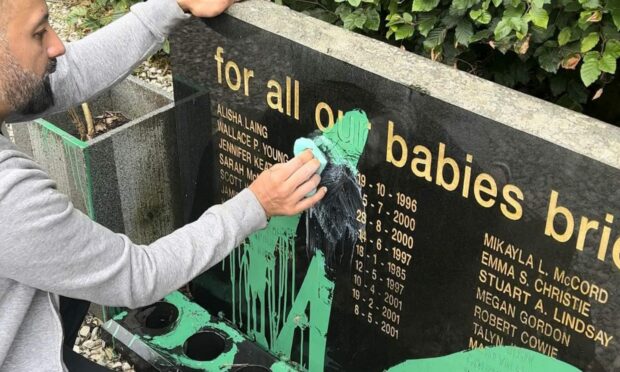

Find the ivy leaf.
xmin=509 ymin=17 xmax=529 ymax=38
xmin=605 ymin=39 xmax=620 ymax=58
xmin=418 ymin=15 xmax=438 ymax=36
xmin=599 ymin=54 xmax=617 ymax=73
xmin=608 ymin=0 xmax=620 ymax=30
xmin=343 ymin=9 xmax=367 ymax=30
xmin=528 ymin=6 xmax=549 ymax=28
xmin=494 ymin=18 xmax=513 ymax=40
xmin=580 ymin=0 xmax=600 ymax=9
xmin=388 ymin=0 xmax=399 ymax=13
xmin=470 ymin=8 xmax=482 ymax=20
xmin=580 ymin=32 xmax=600 ymax=53
xmin=609 ymin=0 xmax=620 ymax=31
xmin=492 ymin=0 xmax=502 ymax=6
xmin=347 ymin=0 xmax=362 ymax=7
xmin=580 ymin=51 xmax=602 ymax=86
xmin=455 ymin=19 xmax=474 ymax=46
xmin=452 ymin=0 xmax=477 ymax=10
xmin=532 ymin=0 xmax=545 ymax=7
xmin=536 ymin=44 xmax=562 ymax=72
xmin=479 ymin=10 xmax=492 ymax=24
xmin=335 ymin=4 xmax=352 ymax=17
xmin=412 ymin=0 xmax=440 ymax=11
xmin=424 ymin=27 xmax=448 ymax=48
xmin=558 ymin=27 xmax=572 ymax=46
xmin=470 ymin=9 xmax=492 ymax=24
xmin=395 ymin=24 xmax=415 ymax=40
xmin=365 ymin=8 xmax=381 ymax=30
xmin=471 ymin=29 xmax=492 ymax=42
xmin=504 ymin=4 xmax=525 ymax=18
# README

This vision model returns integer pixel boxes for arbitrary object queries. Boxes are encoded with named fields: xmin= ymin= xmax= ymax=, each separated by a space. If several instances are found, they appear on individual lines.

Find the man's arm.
xmin=0 ymin=143 xmax=266 ymax=308
xmin=0 ymin=137 xmax=323 ymax=307
xmin=7 ymin=0 xmax=189 ymax=123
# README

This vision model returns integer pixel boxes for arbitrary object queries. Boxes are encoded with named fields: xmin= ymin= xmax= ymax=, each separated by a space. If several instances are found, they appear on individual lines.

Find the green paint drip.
xmin=231 ymin=215 xmax=300 ymax=350
xmin=226 ymin=110 xmax=370 ymax=371
xmin=386 ymin=347 xmax=581 ymax=372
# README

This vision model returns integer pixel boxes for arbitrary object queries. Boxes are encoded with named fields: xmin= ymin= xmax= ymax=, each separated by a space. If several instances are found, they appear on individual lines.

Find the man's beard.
xmin=0 ymin=45 xmax=57 ymax=116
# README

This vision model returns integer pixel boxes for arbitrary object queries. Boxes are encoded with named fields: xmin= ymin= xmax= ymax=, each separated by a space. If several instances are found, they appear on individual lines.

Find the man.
xmin=0 ymin=0 xmax=327 ymax=370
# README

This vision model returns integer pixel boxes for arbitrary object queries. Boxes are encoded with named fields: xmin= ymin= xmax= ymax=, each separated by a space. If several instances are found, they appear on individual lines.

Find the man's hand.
xmin=177 ymin=0 xmax=236 ymax=18
xmin=249 ymin=150 xmax=327 ymax=217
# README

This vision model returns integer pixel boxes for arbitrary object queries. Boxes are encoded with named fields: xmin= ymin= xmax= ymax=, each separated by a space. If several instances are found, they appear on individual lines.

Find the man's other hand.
xmin=249 ymin=150 xmax=327 ymax=217
xmin=177 ymin=0 xmax=237 ymax=18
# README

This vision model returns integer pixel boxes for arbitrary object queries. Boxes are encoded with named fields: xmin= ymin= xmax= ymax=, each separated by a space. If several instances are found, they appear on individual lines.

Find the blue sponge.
xmin=294 ymin=138 xmax=327 ymax=175
xmin=293 ymin=138 xmax=328 ymax=196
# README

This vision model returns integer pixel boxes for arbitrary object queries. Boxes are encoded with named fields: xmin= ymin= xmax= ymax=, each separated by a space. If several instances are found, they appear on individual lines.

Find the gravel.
xmin=73 ymin=313 xmax=135 ymax=372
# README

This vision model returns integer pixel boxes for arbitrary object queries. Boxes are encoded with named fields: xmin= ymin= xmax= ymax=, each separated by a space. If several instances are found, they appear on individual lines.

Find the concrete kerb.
xmin=225 ymin=0 xmax=620 ymax=170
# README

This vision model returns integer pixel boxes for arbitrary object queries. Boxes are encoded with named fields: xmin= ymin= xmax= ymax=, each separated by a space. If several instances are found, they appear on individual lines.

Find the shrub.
xmin=278 ymin=0 xmax=620 ymax=113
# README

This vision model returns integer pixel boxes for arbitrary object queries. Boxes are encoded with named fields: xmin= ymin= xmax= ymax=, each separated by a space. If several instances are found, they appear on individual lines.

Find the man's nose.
xmin=46 ymin=28 xmax=66 ymax=59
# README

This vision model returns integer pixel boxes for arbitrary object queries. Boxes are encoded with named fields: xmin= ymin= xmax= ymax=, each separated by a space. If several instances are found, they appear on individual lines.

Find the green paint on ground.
xmin=386 ymin=346 xmax=581 ymax=372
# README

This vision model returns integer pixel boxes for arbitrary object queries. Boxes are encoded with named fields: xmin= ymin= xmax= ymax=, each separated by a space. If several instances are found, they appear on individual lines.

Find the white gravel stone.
xmin=78 ymin=326 xmax=90 ymax=338
xmin=90 ymin=327 xmax=100 ymax=340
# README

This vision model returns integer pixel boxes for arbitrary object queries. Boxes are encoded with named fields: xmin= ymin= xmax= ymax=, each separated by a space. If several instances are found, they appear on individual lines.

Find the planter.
xmin=7 ymin=76 xmax=182 ymax=244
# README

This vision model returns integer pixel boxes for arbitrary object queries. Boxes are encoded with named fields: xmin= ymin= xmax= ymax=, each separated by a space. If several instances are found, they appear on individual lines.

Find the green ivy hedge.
xmin=66 ymin=0 xmax=619 ymax=118
xmin=279 ymin=0 xmax=620 ymax=114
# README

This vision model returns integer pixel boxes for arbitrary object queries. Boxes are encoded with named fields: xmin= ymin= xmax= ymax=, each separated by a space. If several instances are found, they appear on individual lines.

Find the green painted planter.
xmin=7 ymin=76 xmax=182 ymax=244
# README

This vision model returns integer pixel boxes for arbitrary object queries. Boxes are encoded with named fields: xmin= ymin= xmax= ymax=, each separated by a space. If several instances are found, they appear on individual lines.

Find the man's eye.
xmin=34 ymin=30 xmax=47 ymax=40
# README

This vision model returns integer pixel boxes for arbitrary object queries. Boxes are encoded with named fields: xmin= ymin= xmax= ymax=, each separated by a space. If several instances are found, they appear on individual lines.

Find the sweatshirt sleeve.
xmin=0 ymin=147 xmax=267 ymax=308
xmin=6 ymin=0 xmax=189 ymax=123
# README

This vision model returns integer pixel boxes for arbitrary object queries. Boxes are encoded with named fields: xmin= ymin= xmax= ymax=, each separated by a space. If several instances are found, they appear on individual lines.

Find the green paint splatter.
xmin=313 ymin=109 xmax=369 ymax=172
xmin=138 ymin=292 xmax=243 ymax=370
xmin=386 ymin=346 xmax=581 ymax=372
xmin=227 ymin=110 xmax=370 ymax=371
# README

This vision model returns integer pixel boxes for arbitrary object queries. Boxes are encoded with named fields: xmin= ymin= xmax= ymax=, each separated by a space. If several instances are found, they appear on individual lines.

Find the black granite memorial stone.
xmin=170 ymin=13 xmax=620 ymax=372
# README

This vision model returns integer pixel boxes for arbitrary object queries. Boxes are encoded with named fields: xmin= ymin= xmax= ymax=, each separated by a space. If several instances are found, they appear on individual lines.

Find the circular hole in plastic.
xmin=236 ymin=366 xmax=271 ymax=372
xmin=183 ymin=331 xmax=228 ymax=361
xmin=136 ymin=302 xmax=178 ymax=330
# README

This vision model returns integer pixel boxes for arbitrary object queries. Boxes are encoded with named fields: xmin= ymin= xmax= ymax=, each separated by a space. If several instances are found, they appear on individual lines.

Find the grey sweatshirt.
xmin=0 ymin=0 xmax=267 ymax=370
